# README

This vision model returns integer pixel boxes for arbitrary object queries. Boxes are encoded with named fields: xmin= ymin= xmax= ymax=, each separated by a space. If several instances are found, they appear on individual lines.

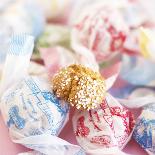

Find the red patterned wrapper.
xmin=121 ymin=0 xmax=155 ymax=55
xmin=72 ymin=5 xmax=129 ymax=62
xmin=73 ymin=94 xmax=135 ymax=154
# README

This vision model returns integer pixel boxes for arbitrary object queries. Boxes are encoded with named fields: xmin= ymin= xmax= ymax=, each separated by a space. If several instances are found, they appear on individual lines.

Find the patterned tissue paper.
xmin=120 ymin=87 xmax=155 ymax=155
xmin=73 ymin=93 xmax=135 ymax=155
xmin=0 ymin=34 xmax=83 ymax=155
xmin=71 ymin=3 xmax=129 ymax=62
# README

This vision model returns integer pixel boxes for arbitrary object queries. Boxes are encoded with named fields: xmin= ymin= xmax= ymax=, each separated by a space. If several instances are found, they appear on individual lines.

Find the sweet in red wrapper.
xmin=73 ymin=94 xmax=135 ymax=155
xmin=72 ymin=4 xmax=129 ymax=62
xmin=51 ymin=63 xmax=133 ymax=154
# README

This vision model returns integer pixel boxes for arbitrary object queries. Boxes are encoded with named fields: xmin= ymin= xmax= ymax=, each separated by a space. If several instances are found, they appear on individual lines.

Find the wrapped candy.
xmin=71 ymin=3 xmax=129 ymax=62
xmin=52 ymin=64 xmax=135 ymax=155
xmin=116 ymin=0 xmax=155 ymax=54
xmin=0 ymin=34 xmax=84 ymax=155
xmin=118 ymin=88 xmax=155 ymax=155
xmin=73 ymin=94 xmax=134 ymax=155
xmin=38 ymin=24 xmax=100 ymax=77
xmin=69 ymin=0 xmax=155 ymax=87
xmin=120 ymin=28 xmax=155 ymax=86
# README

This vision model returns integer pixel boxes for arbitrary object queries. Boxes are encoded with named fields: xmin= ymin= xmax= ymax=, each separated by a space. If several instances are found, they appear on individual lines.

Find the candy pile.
xmin=1 ymin=0 xmax=155 ymax=155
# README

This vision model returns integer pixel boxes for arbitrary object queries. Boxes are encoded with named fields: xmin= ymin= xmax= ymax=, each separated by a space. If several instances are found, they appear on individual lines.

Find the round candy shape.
xmin=72 ymin=5 xmax=128 ymax=62
xmin=1 ymin=76 xmax=69 ymax=139
xmin=72 ymin=94 xmax=135 ymax=154
xmin=133 ymin=104 xmax=155 ymax=155
xmin=52 ymin=64 xmax=106 ymax=110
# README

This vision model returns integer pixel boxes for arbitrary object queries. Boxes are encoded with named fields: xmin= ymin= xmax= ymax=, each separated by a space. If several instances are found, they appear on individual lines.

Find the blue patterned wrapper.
xmin=2 ymin=76 xmax=69 ymax=136
xmin=0 ymin=34 xmax=85 ymax=155
xmin=133 ymin=103 xmax=155 ymax=155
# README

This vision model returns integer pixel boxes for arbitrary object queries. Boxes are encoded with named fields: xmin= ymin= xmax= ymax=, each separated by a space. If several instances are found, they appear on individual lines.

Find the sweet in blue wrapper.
xmin=118 ymin=88 xmax=155 ymax=155
xmin=0 ymin=34 xmax=85 ymax=155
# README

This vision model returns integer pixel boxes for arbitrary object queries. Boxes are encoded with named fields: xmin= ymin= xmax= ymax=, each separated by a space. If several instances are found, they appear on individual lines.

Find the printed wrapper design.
xmin=1 ymin=0 xmax=45 ymax=38
xmin=71 ymin=0 xmax=155 ymax=56
xmin=71 ymin=4 xmax=128 ymax=62
xmin=120 ymin=54 xmax=155 ymax=86
xmin=119 ymin=0 xmax=149 ymax=54
xmin=73 ymin=94 xmax=135 ymax=155
xmin=133 ymin=106 xmax=155 ymax=155
xmin=0 ymin=34 xmax=85 ymax=155
xmin=119 ymin=88 xmax=155 ymax=155
xmin=113 ymin=0 xmax=155 ymax=55
xmin=1 ymin=76 xmax=69 ymax=137
xmin=71 ymin=65 xmax=134 ymax=155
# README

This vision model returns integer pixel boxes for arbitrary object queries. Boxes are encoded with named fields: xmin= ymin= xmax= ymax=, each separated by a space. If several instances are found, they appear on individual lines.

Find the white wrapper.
xmin=71 ymin=3 xmax=128 ymax=64
xmin=119 ymin=88 xmax=155 ymax=155
xmin=28 ymin=62 xmax=47 ymax=79
xmin=73 ymin=94 xmax=134 ymax=155
xmin=72 ymin=71 xmax=134 ymax=155
xmin=0 ymin=34 xmax=85 ymax=155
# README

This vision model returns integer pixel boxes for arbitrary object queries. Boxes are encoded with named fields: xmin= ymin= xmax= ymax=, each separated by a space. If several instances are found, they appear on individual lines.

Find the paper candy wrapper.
xmin=112 ymin=0 xmax=155 ymax=55
xmin=28 ymin=61 xmax=47 ymax=79
xmin=1 ymin=0 xmax=44 ymax=39
xmin=0 ymin=61 xmax=47 ymax=85
xmin=73 ymin=94 xmax=134 ymax=155
xmin=71 ymin=3 xmax=128 ymax=62
xmin=40 ymin=46 xmax=77 ymax=77
xmin=0 ymin=34 xmax=84 ymax=155
xmin=120 ymin=54 xmax=155 ymax=86
xmin=120 ymin=28 xmax=155 ymax=86
xmin=71 ymin=0 xmax=155 ymax=56
xmin=118 ymin=88 xmax=155 ymax=155
xmin=71 ymin=67 xmax=135 ymax=155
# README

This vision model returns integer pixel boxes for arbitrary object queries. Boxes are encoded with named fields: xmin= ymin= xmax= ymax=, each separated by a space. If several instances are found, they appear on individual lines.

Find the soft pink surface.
xmin=0 ymin=107 xmax=147 ymax=155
